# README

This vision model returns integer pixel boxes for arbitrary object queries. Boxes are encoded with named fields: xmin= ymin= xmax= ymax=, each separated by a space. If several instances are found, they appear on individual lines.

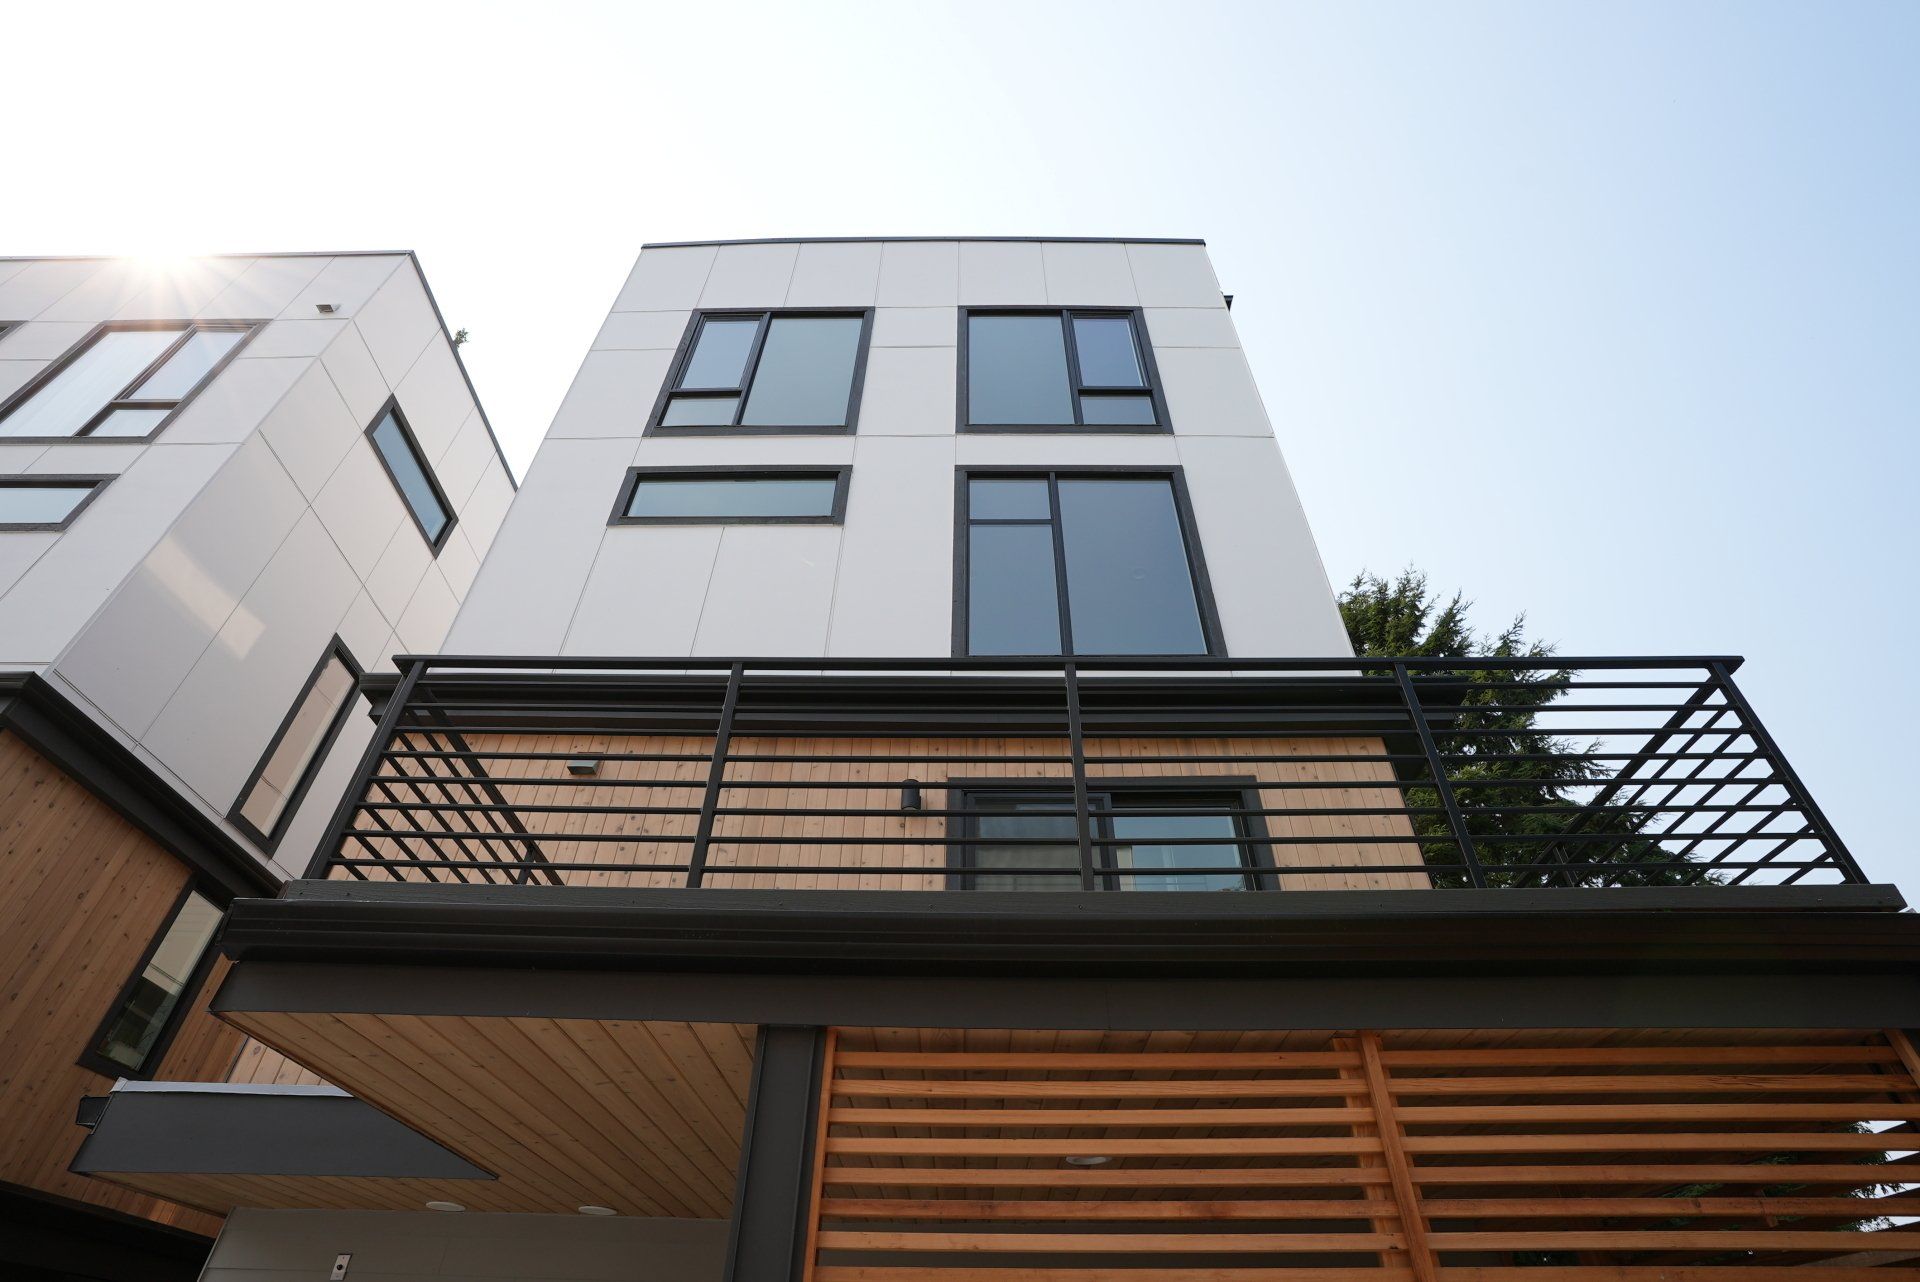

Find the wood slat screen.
xmin=805 ymin=1031 xmax=1920 ymax=1281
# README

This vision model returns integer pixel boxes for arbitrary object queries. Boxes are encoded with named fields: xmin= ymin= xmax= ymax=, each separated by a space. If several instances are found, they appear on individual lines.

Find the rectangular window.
xmin=230 ymin=641 xmax=362 ymax=849
xmin=961 ymin=309 xmax=1166 ymax=431
xmin=84 ymin=889 xmax=221 ymax=1076
xmin=612 ymin=467 xmax=851 ymax=525
xmin=366 ymin=400 xmax=455 ymax=551
xmin=0 ymin=321 xmax=258 ymax=441
xmin=953 ymin=787 xmax=1261 ymax=891
xmin=0 ymin=475 xmax=111 ymax=530
xmin=653 ymin=310 xmax=872 ymax=434
xmin=958 ymin=470 xmax=1219 ymax=657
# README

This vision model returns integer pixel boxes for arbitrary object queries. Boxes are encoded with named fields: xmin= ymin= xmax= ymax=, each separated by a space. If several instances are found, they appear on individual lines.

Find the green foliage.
xmin=1338 ymin=569 xmax=1696 ymax=887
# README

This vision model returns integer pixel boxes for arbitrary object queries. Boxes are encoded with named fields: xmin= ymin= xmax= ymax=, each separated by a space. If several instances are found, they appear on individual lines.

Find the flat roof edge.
xmin=639 ymin=235 xmax=1208 ymax=250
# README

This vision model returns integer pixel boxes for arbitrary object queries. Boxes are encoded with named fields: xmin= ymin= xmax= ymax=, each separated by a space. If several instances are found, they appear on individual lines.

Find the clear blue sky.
xmin=12 ymin=2 xmax=1918 ymax=895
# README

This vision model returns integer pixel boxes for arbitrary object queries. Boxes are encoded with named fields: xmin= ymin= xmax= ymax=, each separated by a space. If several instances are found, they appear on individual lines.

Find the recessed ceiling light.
xmin=424 ymin=1200 xmax=466 ymax=1212
xmin=577 ymin=1205 xmax=618 ymax=1216
xmin=315 ymin=303 xmax=339 ymax=314
xmin=1063 ymin=1155 xmax=1111 ymax=1167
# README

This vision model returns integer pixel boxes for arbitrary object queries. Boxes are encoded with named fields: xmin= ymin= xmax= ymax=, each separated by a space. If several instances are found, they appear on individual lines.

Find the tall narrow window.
xmin=0 ymin=475 xmax=111 ymax=529
xmin=366 ymin=400 xmax=455 ymax=550
xmin=653 ymin=310 xmax=871 ymax=433
xmin=85 ymin=890 xmax=221 ymax=1076
xmin=962 ymin=309 xmax=1165 ymax=430
xmin=230 ymin=642 xmax=362 ymax=848
xmin=0 ymin=322 xmax=258 ymax=440
xmin=959 ymin=471 xmax=1218 ymax=657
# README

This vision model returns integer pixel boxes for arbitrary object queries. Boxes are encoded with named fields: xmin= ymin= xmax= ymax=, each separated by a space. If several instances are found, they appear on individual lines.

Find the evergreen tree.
xmin=1338 ymin=570 xmax=1691 ymax=887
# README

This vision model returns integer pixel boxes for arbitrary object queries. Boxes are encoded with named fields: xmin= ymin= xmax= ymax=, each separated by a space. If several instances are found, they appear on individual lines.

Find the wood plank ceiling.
xmin=95 ymin=1013 xmax=756 ymax=1219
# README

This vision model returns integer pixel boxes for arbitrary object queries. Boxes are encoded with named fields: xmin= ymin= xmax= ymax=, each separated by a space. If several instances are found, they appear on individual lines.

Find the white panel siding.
xmin=828 ymin=436 xmax=957 ymax=656
xmin=445 ymin=238 xmax=1342 ymax=670
xmin=0 ymin=252 xmax=513 ymax=883
xmin=441 ymin=435 xmax=637 ymax=655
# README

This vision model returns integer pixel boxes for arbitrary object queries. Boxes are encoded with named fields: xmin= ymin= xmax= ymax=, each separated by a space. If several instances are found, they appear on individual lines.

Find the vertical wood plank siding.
xmin=0 ymin=730 xmax=243 ymax=1236
xmin=340 ymin=732 xmax=1430 ymax=890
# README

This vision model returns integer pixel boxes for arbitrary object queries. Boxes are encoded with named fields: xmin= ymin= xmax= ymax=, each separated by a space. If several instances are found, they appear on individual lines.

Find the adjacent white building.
xmin=0 ymin=252 xmax=516 ymax=878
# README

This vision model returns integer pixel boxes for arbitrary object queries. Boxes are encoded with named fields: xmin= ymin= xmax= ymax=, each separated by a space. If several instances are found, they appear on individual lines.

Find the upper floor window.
xmin=958 ymin=470 xmax=1219 ymax=657
xmin=0 ymin=321 xmax=258 ymax=441
xmin=612 ymin=467 xmax=850 ymax=525
xmin=230 ymin=639 xmax=363 ymax=850
xmin=961 ymin=309 xmax=1167 ymax=432
xmin=0 ymin=475 xmax=111 ymax=530
xmin=83 ymin=888 xmax=221 ymax=1077
xmin=651 ymin=310 xmax=872 ymax=435
xmin=366 ymin=399 xmax=455 ymax=551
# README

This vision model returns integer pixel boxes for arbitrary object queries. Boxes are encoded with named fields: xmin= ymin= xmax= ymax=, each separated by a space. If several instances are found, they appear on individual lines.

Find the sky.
xmin=9 ymin=1 xmax=1918 ymax=896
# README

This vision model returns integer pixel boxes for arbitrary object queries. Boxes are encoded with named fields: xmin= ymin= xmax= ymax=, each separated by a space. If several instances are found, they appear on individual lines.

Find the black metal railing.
xmin=306 ymin=655 xmax=1866 ymax=891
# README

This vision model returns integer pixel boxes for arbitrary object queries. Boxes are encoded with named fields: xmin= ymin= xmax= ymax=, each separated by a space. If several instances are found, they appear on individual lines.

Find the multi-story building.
xmin=0 ymin=252 xmax=515 ymax=1279
xmin=50 ymin=238 xmax=1920 ymax=1281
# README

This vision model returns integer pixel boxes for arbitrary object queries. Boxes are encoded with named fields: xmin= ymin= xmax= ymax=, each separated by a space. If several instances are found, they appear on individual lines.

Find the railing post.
xmin=685 ymin=662 xmax=745 ymax=889
xmin=1063 ymin=663 xmax=1097 ymax=891
xmin=1393 ymin=662 xmax=1488 ymax=889
xmin=1708 ymin=660 xmax=1868 ymax=885
xmin=303 ymin=655 xmax=428 ymax=880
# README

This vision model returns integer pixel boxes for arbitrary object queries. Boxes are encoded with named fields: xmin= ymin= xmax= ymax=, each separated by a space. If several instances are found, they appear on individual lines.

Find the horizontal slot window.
xmin=614 ymin=469 xmax=850 ymax=524
xmin=0 ymin=476 xmax=110 ymax=529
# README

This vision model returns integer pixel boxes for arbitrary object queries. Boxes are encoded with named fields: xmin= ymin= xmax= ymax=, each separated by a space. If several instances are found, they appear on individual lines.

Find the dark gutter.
xmin=218 ymin=882 xmax=1917 ymax=979
xmin=0 ymin=672 xmax=279 ymax=902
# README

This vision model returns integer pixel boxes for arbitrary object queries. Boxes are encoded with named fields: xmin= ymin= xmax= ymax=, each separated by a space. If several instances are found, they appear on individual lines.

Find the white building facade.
xmin=448 ymin=237 xmax=1348 ymax=661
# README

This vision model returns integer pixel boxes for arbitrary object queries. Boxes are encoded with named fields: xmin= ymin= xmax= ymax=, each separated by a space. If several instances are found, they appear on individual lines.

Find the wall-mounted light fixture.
xmin=566 ymin=758 xmax=601 ymax=777
xmin=900 ymin=779 xmax=923 ymax=812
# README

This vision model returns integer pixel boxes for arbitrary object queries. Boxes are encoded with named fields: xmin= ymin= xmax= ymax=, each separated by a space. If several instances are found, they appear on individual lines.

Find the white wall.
xmin=447 ymin=238 xmax=1350 ymax=661
xmin=200 ymin=1208 xmax=726 ymax=1282
xmin=0 ymin=253 xmax=516 ymax=879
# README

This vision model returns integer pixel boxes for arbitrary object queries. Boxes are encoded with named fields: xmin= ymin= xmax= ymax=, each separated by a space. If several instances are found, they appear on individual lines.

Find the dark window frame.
xmin=957 ymin=307 xmax=1170 ymax=434
xmin=76 ymin=884 xmax=223 ymax=1081
xmin=951 ymin=466 xmax=1225 ymax=658
xmin=227 ymin=636 xmax=365 ymax=852
xmin=945 ymin=777 xmax=1275 ymax=891
xmin=0 ymin=473 xmax=114 ymax=531
xmin=645 ymin=308 xmax=875 ymax=437
xmin=0 ymin=319 xmax=266 ymax=444
xmin=364 ymin=396 xmax=458 ymax=554
xmin=609 ymin=465 xmax=853 ymax=526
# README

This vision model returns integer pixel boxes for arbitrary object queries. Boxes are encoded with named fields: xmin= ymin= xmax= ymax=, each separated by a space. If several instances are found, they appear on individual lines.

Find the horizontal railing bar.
xmin=398 ymin=653 xmax=1743 ymax=671
xmin=347 ymin=799 xmax=1808 ymax=823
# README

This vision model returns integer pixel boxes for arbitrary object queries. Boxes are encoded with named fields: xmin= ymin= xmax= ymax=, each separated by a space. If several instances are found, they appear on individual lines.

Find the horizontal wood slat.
xmin=806 ymin=1029 xmax=1920 ymax=1279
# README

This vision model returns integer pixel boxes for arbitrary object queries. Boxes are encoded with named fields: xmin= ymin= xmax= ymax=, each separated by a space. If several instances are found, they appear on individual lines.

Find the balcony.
xmin=304 ymin=654 xmax=1867 ymax=894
